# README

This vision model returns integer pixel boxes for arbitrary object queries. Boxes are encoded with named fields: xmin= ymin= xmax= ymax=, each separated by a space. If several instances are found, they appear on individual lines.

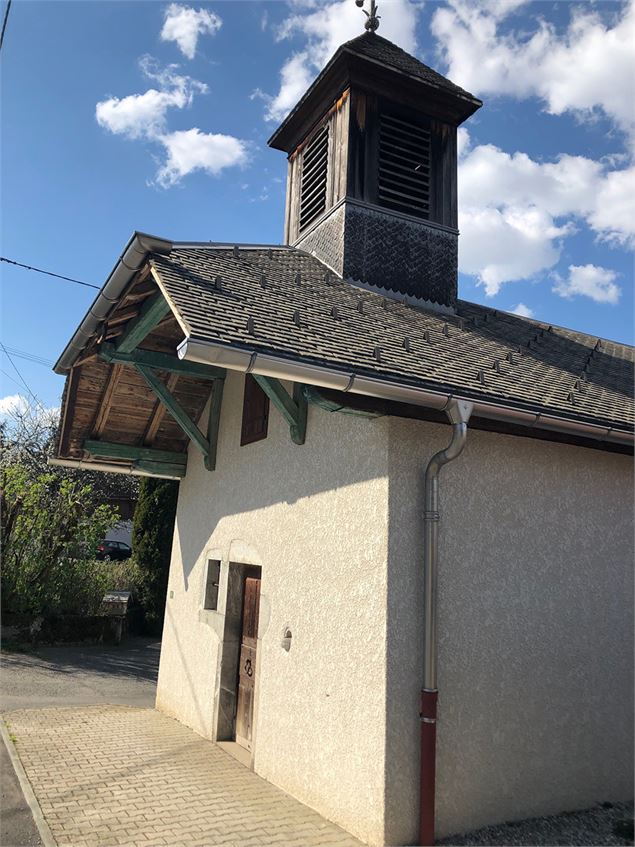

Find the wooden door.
xmin=235 ymin=576 xmax=261 ymax=751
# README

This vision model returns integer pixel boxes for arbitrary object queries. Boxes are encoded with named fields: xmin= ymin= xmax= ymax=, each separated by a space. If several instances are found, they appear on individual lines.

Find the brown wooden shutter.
xmin=240 ymin=375 xmax=270 ymax=445
xmin=378 ymin=113 xmax=431 ymax=219
xmin=299 ymin=124 xmax=329 ymax=232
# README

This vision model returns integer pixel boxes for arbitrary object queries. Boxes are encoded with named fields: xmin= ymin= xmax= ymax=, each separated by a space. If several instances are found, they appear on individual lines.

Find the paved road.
xmin=1 ymin=638 xmax=159 ymax=847
xmin=0 ymin=638 xmax=160 ymax=711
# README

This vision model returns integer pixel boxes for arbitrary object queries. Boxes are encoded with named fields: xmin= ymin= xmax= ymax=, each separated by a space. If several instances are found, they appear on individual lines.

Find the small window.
xmin=204 ymin=560 xmax=221 ymax=610
xmin=378 ymin=113 xmax=431 ymax=220
xmin=299 ymin=124 xmax=329 ymax=232
xmin=241 ymin=375 xmax=269 ymax=446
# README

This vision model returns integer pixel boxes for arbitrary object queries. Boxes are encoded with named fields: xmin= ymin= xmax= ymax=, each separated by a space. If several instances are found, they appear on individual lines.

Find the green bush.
xmin=131 ymin=477 xmax=179 ymax=635
xmin=1 ymin=465 xmax=136 ymax=619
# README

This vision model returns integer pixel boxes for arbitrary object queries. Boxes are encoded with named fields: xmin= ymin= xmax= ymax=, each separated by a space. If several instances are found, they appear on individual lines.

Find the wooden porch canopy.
xmin=54 ymin=235 xmax=308 ymax=480
xmin=53 ymin=243 xmax=232 ymax=478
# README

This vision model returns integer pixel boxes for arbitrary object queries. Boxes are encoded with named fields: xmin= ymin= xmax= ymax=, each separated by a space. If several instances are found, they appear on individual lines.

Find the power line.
xmin=2 ymin=345 xmax=53 ymax=367
xmin=0 ymin=0 xmax=11 ymax=53
xmin=0 ymin=256 xmax=100 ymax=290
xmin=0 ymin=341 xmax=45 ymax=410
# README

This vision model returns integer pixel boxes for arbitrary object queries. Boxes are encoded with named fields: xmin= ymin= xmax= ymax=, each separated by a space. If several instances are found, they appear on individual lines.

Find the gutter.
xmin=48 ymin=456 xmax=182 ymax=481
xmin=54 ymin=232 xmax=173 ymax=375
xmin=420 ymin=399 xmax=472 ymax=846
xmin=177 ymin=338 xmax=634 ymax=448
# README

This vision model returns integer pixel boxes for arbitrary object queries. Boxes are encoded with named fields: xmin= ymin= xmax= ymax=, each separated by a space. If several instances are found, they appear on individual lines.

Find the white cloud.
xmin=155 ymin=129 xmax=249 ymax=187
xmin=160 ymin=3 xmax=222 ymax=60
xmin=258 ymin=0 xmax=418 ymax=123
xmin=432 ymin=0 xmax=635 ymax=139
xmin=96 ymin=57 xmax=248 ymax=187
xmin=553 ymin=265 xmax=621 ymax=304
xmin=96 ymin=57 xmax=206 ymax=140
xmin=511 ymin=302 xmax=534 ymax=318
xmin=457 ymin=141 xmax=635 ymax=292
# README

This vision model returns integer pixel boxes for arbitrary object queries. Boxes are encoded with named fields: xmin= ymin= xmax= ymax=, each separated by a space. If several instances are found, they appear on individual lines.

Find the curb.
xmin=0 ymin=718 xmax=57 ymax=847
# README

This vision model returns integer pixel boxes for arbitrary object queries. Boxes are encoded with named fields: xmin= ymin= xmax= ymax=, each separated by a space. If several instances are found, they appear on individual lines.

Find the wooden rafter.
xmin=143 ymin=373 xmax=179 ymax=446
xmin=116 ymin=293 xmax=171 ymax=354
xmin=83 ymin=440 xmax=187 ymax=465
xmin=91 ymin=364 xmax=123 ymax=437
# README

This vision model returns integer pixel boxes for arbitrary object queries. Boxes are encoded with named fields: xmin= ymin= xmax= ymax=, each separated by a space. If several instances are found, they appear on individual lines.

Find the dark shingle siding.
xmin=152 ymin=246 xmax=634 ymax=431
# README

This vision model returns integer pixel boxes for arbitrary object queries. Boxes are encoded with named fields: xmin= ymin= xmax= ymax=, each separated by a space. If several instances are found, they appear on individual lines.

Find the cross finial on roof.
xmin=355 ymin=0 xmax=380 ymax=32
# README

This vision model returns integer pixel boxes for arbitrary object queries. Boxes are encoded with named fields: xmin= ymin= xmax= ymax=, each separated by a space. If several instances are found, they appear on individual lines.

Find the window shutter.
xmin=299 ymin=124 xmax=329 ymax=232
xmin=378 ymin=113 xmax=430 ymax=219
xmin=240 ymin=375 xmax=270 ymax=445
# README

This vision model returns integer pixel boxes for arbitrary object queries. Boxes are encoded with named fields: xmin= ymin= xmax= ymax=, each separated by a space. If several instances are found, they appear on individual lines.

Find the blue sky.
xmin=1 ymin=0 xmax=633 ymax=412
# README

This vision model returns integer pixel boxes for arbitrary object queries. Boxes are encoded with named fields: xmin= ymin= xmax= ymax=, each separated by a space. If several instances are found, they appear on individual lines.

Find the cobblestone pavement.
xmin=4 ymin=706 xmax=362 ymax=847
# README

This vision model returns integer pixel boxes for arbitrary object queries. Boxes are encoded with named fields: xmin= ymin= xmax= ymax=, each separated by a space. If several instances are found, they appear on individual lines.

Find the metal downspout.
xmin=420 ymin=398 xmax=473 ymax=847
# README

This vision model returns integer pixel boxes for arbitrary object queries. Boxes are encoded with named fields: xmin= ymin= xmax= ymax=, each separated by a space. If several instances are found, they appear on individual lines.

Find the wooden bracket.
xmin=252 ymin=376 xmax=307 ymax=445
xmin=205 ymin=379 xmax=224 ymax=472
xmin=135 ymin=364 xmax=210 ymax=458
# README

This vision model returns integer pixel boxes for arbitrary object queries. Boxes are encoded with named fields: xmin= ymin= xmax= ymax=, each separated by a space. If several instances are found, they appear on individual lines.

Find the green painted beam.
xmin=135 ymin=364 xmax=210 ymax=458
xmin=291 ymin=382 xmax=307 ymax=445
xmin=83 ymin=440 xmax=187 ymax=465
xmin=135 ymin=460 xmax=186 ymax=479
xmin=253 ymin=375 xmax=298 ymax=428
xmin=99 ymin=343 xmax=226 ymax=381
xmin=116 ymin=293 xmax=171 ymax=354
xmin=253 ymin=375 xmax=307 ymax=445
xmin=204 ymin=379 xmax=224 ymax=472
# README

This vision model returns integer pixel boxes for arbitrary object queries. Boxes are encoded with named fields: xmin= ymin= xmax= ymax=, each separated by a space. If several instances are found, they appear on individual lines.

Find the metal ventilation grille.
xmin=299 ymin=125 xmax=329 ymax=231
xmin=378 ymin=114 xmax=430 ymax=219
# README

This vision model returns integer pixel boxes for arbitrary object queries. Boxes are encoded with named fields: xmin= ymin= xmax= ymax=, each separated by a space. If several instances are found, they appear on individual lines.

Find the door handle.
xmin=244 ymin=658 xmax=253 ymax=677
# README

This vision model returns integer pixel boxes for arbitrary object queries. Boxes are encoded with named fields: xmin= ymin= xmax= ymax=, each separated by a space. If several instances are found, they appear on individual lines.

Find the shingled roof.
xmin=342 ymin=32 xmax=477 ymax=101
xmin=151 ymin=245 xmax=634 ymax=433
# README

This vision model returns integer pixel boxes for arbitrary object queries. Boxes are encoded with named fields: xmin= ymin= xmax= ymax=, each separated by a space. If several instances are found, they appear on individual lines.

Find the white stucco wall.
xmin=156 ymin=374 xmax=633 ymax=846
xmin=385 ymin=418 xmax=634 ymax=844
xmin=156 ymin=371 xmax=391 ymax=845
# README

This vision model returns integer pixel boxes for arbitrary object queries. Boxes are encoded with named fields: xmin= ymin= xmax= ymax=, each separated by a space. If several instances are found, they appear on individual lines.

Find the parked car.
xmin=96 ymin=540 xmax=132 ymax=561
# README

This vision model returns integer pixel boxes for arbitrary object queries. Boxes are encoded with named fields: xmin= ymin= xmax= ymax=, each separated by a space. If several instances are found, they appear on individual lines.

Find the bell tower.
xmin=268 ymin=11 xmax=481 ymax=310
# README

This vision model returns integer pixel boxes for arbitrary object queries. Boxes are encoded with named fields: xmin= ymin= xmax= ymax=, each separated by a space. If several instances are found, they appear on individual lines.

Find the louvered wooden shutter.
xmin=299 ymin=125 xmax=329 ymax=231
xmin=241 ymin=375 xmax=270 ymax=445
xmin=378 ymin=113 xmax=430 ymax=219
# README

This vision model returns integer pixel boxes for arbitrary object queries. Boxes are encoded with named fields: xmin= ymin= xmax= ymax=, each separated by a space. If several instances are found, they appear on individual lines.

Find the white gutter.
xmin=54 ymin=232 xmax=173 ymax=375
xmin=48 ymin=456 xmax=182 ymax=482
xmin=178 ymin=337 xmax=633 ymax=448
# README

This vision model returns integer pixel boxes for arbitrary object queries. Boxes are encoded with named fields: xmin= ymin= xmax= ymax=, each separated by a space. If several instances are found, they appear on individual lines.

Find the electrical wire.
xmin=0 ymin=0 xmax=11 ymax=53
xmin=0 ymin=256 xmax=100 ymax=290
xmin=2 ymin=345 xmax=53 ymax=367
xmin=0 ymin=341 xmax=45 ymax=410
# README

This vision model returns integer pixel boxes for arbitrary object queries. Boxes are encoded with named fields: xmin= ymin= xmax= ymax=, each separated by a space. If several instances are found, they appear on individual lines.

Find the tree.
xmin=131 ymin=477 xmax=179 ymax=635
xmin=0 ymin=397 xmax=140 ymax=622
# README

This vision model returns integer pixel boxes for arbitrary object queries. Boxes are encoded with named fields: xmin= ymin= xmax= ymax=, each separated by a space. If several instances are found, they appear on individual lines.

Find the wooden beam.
xmin=143 ymin=373 xmax=179 ymax=445
xmin=291 ymin=382 xmax=308 ymax=445
xmin=83 ymin=440 xmax=187 ymax=465
xmin=252 ymin=376 xmax=307 ymax=445
xmin=116 ymin=293 xmax=171 ymax=354
xmin=91 ymin=364 xmax=123 ymax=437
xmin=135 ymin=364 xmax=210 ymax=458
xmin=204 ymin=379 xmax=224 ymax=471
xmin=99 ymin=343 xmax=226 ymax=380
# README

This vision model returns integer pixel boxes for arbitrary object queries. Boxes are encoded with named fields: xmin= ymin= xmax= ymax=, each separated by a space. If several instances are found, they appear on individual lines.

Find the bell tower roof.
xmin=268 ymin=32 xmax=482 ymax=154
